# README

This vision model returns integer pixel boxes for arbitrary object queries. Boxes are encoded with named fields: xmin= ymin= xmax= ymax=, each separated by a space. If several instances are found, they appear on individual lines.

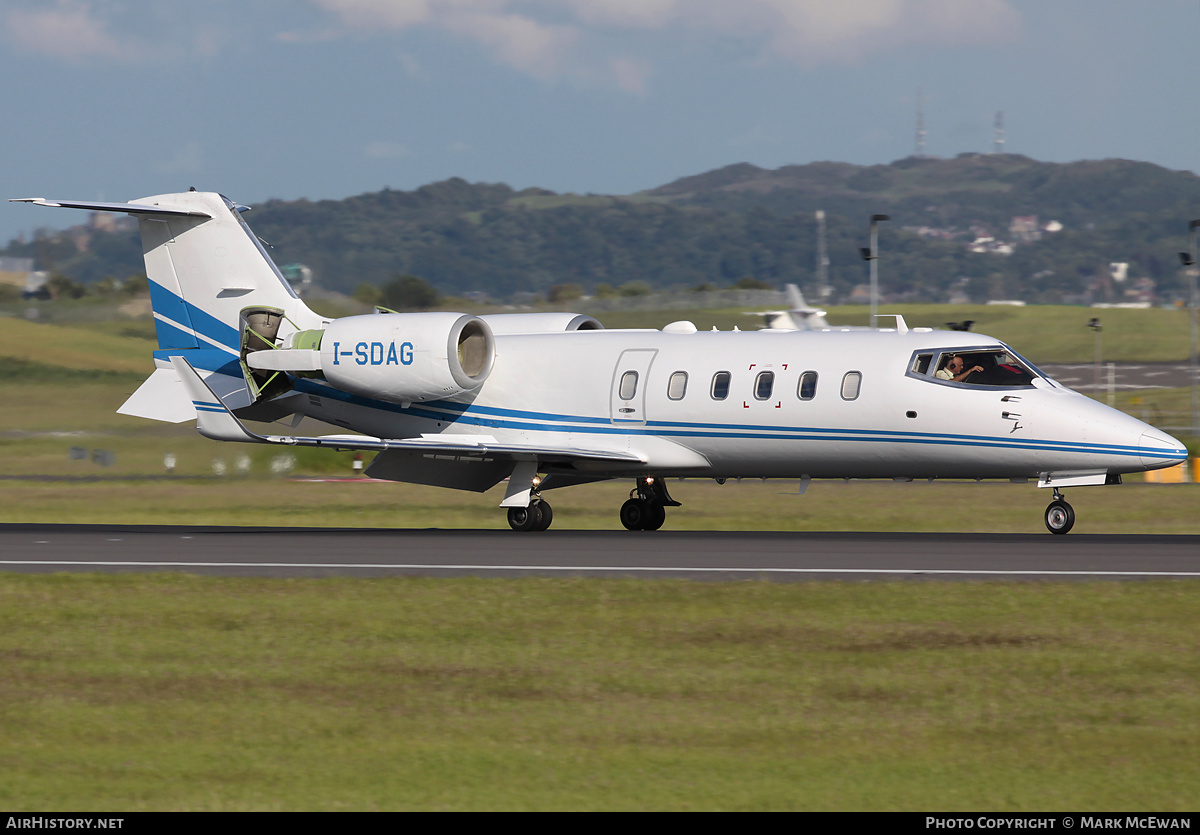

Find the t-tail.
xmin=10 ymin=191 xmax=325 ymax=422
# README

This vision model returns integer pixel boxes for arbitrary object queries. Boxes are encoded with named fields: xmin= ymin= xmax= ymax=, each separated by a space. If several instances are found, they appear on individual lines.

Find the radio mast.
xmin=915 ymin=89 xmax=927 ymax=157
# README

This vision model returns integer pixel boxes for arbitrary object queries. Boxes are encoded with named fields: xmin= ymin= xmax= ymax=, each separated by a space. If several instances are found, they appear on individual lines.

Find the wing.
xmin=170 ymin=356 xmax=644 ymax=464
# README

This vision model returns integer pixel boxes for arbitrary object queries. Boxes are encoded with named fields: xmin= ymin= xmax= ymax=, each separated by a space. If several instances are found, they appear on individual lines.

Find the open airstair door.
xmin=238 ymin=307 xmax=292 ymax=402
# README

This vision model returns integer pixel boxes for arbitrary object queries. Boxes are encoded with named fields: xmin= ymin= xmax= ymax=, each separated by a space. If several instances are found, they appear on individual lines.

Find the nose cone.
xmin=1140 ymin=428 xmax=1189 ymax=470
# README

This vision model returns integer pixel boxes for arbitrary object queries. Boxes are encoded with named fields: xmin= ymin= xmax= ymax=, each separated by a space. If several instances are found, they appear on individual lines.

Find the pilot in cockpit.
xmin=934 ymin=354 xmax=984 ymax=383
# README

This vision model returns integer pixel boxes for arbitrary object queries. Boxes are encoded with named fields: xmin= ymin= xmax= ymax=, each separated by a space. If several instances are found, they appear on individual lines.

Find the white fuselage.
xmin=283 ymin=326 xmax=1184 ymax=481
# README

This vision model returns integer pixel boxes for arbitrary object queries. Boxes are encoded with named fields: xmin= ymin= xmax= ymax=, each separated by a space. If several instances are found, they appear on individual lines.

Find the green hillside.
xmin=5 ymin=154 xmax=1200 ymax=307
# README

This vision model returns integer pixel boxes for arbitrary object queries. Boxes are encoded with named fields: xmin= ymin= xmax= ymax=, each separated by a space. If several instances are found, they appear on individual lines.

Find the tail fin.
xmin=12 ymin=191 xmax=325 ymax=419
xmin=131 ymin=191 xmax=320 ymax=352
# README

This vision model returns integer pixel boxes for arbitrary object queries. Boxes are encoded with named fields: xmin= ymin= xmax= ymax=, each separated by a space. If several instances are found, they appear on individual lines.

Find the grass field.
xmin=590 ymin=303 xmax=1198 ymax=365
xmin=2 ymin=575 xmax=1198 ymax=811
xmin=2 ymin=304 xmax=1199 ymax=810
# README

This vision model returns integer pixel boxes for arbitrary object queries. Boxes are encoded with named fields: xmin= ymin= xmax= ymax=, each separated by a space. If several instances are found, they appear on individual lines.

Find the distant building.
xmin=1009 ymin=215 xmax=1041 ymax=243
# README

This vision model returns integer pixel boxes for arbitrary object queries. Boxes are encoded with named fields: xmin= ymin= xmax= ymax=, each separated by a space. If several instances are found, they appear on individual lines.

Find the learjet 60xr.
xmin=12 ymin=191 xmax=1188 ymax=533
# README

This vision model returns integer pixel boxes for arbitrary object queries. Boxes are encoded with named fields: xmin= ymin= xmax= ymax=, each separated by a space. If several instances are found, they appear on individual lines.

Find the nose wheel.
xmin=1044 ymin=498 xmax=1075 ymax=535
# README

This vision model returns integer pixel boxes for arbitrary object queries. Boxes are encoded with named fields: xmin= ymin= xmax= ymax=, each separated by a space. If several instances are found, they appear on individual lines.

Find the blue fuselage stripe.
xmin=285 ymin=379 xmax=1185 ymax=462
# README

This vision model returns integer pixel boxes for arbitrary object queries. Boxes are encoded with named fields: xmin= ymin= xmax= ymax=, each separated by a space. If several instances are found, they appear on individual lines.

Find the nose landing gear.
xmin=1044 ymin=488 xmax=1075 ymax=535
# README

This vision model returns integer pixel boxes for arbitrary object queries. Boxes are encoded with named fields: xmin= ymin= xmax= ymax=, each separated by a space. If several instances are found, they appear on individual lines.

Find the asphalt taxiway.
xmin=1 ymin=524 xmax=1198 ymax=581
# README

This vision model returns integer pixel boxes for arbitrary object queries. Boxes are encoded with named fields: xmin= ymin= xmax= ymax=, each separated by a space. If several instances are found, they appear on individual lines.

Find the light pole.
xmin=1178 ymin=219 xmax=1200 ymax=437
xmin=860 ymin=214 xmax=890 ymax=326
xmin=1088 ymin=317 xmax=1102 ymax=394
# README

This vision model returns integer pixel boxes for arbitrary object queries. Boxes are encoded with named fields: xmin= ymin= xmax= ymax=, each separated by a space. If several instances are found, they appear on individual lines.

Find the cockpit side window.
xmin=908 ymin=347 xmax=1038 ymax=389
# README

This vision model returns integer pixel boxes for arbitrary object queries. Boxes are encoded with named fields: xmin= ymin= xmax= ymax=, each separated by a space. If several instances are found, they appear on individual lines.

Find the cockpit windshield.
xmin=908 ymin=346 xmax=1045 ymax=388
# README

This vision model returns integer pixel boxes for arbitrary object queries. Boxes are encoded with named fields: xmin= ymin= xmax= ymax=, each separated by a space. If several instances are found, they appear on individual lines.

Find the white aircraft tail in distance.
xmin=748 ymin=283 xmax=831 ymax=330
xmin=12 ymin=191 xmax=1189 ymax=534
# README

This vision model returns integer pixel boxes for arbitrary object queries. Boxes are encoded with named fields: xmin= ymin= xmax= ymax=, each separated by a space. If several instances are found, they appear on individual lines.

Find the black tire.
xmin=508 ymin=504 xmax=542 ymax=532
xmin=533 ymin=501 xmax=553 ymax=531
xmin=620 ymin=499 xmax=648 ymax=531
xmin=643 ymin=502 xmax=666 ymax=531
xmin=1044 ymin=500 xmax=1075 ymax=535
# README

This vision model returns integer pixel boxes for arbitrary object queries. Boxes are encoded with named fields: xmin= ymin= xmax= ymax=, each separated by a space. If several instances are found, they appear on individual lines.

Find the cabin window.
xmin=841 ymin=371 xmax=862 ymax=401
xmin=711 ymin=371 xmax=731 ymax=400
xmin=619 ymin=371 xmax=639 ymax=400
xmin=797 ymin=371 xmax=818 ymax=401
xmin=667 ymin=371 xmax=688 ymax=400
xmin=754 ymin=371 xmax=775 ymax=400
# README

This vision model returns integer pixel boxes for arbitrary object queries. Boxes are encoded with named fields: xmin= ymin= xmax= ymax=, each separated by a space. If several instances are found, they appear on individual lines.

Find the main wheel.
xmin=1044 ymin=499 xmax=1075 ymax=535
xmin=620 ymin=499 xmax=665 ymax=531
xmin=508 ymin=504 xmax=542 ymax=532
xmin=642 ymin=502 xmax=666 ymax=531
xmin=620 ymin=499 xmax=649 ymax=530
xmin=533 ymin=501 xmax=553 ymax=531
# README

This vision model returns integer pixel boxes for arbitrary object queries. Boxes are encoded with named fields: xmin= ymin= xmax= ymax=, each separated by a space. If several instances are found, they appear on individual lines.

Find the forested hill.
xmin=648 ymin=155 xmax=1200 ymax=234
xmin=7 ymin=154 xmax=1200 ymax=305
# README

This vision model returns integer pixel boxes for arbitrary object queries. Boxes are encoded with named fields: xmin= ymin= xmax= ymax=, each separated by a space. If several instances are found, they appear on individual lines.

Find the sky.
xmin=2 ymin=0 xmax=1198 ymax=245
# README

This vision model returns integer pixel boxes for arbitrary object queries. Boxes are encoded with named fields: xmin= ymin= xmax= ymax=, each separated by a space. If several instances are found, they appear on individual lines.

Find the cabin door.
xmin=610 ymin=349 xmax=657 ymax=426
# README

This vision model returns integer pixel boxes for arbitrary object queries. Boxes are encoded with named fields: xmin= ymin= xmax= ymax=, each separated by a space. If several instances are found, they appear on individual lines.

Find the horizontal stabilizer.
xmin=8 ymin=197 xmax=211 ymax=218
xmin=117 ymin=367 xmax=196 ymax=423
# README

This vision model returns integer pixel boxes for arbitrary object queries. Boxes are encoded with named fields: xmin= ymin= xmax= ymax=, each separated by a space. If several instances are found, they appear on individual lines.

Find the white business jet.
xmin=13 ymin=191 xmax=1188 ymax=534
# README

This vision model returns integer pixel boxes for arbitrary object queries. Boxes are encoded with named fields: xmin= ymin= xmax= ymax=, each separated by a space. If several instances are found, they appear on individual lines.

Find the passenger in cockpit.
xmin=934 ymin=354 xmax=984 ymax=383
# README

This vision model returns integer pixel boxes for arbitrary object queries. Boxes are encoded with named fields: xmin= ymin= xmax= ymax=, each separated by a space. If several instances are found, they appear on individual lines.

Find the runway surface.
xmin=2 ymin=524 xmax=1199 ymax=581
xmin=1039 ymin=361 xmax=1199 ymax=392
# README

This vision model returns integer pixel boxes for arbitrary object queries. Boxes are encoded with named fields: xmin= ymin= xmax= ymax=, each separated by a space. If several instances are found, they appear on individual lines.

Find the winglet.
xmin=170 ymin=356 xmax=266 ymax=443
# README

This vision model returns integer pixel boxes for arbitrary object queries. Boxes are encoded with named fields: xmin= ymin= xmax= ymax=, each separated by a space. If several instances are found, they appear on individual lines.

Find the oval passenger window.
xmin=711 ymin=371 xmax=731 ymax=400
xmin=798 ymin=371 xmax=818 ymax=401
xmin=619 ymin=371 xmax=638 ymax=400
xmin=668 ymin=371 xmax=688 ymax=400
xmin=841 ymin=371 xmax=862 ymax=400
xmin=754 ymin=371 xmax=775 ymax=400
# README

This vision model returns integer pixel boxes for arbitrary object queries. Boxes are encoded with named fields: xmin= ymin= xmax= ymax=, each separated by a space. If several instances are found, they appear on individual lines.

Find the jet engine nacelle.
xmin=319 ymin=312 xmax=495 ymax=404
xmin=481 ymin=312 xmax=603 ymax=334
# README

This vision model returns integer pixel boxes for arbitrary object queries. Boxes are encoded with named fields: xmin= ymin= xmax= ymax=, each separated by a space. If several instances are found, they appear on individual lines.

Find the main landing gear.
xmin=505 ymin=475 xmax=681 ymax=532
xmin=1044 ymin=488 xmax=1075 ymax=535
xmin=620 ymin=477 xmax=680 ymax=531
xmin=508 ymin=499 xmax=553 ymax=532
